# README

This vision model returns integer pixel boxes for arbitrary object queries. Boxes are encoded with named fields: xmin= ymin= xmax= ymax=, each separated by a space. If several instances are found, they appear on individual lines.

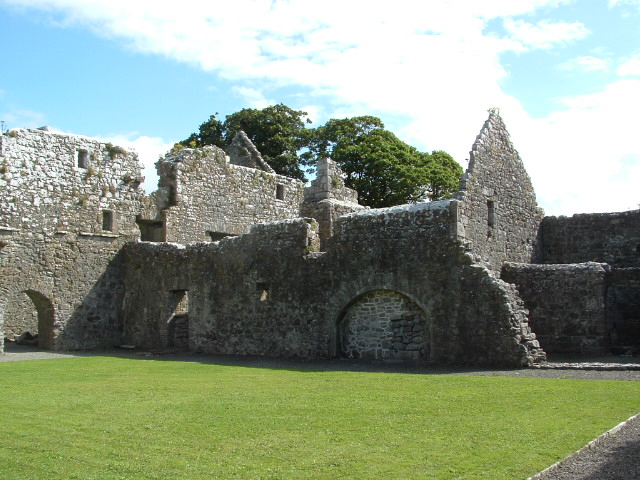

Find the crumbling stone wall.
xmin=538 ymin=211 xmax=640 ymax=267
xmin=0 ymin=128 xmax=144 ymax=351
xmin=301 ymin=158 xmax=364 ymax=249
xmin=122 ymin=205 xmax=544 ymax=367
xmin=149 ymin=146 xmax=305 ymax=243
xmin=2 ymin=292 xmax=37 ymax=340
xmin=456 ymin=110 xmax=543 ymax=271
xmin=502 ymin=262 xmax=608 ymax=354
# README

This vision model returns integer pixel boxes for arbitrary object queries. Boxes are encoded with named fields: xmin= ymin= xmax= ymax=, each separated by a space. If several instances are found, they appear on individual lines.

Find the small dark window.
xmin=276 ymin=184 xmax=285 ymax=200
xmin=256 ymin=282 xmax=270 ymax=301
xmin=77 ymin=149 xmax=88 ymax=168
xmin=102 ymin=210 xmax=114 ymax=231
xmin=487 ymin=200 xmax=496 ymax=237
xmin=487 ymin=200 xmax=496 ymax=227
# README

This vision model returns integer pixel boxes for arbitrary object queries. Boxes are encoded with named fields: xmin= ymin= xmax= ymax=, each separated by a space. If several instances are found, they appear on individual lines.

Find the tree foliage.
xmin=176 ymin=104 xmax=310 ymax=180
xmin=308 ymin=116 xmax=462 ymax=208
xmin=175 ymin=105 xmax=462 ymax=207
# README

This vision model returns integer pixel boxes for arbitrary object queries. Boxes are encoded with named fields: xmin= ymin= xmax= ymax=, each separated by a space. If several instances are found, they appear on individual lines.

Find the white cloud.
xmin=509 ymin=79 xmax=640 ymax=215
xmin=559 ymin=56 xmax=610 ymax=73
xmin=98 ymin=132 xmax=175 ymax=192
xmin=232 ymin=87 xmax=274 ymax=109
xmin=2 ymin=0 xmax=637 ymax=214
xmin=502 ymin=19 xmax=590 ymax=50
xmin=617 ymin=54 xmax=640 ymax=76
xmin=0 ymin=108 xmax=47 ymax=130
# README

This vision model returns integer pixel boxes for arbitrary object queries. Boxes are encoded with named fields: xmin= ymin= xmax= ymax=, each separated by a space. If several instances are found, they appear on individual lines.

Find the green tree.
xmin=175 ymin=106 xmax=462 ymax=207
xmin=175 ymin=104 xmax=311 ymax=180
xmin=176 ymin=113 xmax=225 ymax=150
xmin=308 ymin=116 xmax=462 ymax=208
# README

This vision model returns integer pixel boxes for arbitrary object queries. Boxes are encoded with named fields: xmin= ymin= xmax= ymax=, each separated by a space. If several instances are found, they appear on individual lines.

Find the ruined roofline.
xmin=158 ymin=145 xmax=304 ymax=184
xmin=340 ymin=199 xmax=452 ymax=219
xmin=457 ymin=107 xmax=523 ymax=195
xmin=3 ymin=126 xmax=135 ymax=153
xmin=226 ymin=130 xmax=275 ymax=173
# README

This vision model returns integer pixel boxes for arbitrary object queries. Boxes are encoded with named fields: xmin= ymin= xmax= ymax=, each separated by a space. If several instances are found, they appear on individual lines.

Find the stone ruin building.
xmin=0 ymin=111 xmax=638 ymax=367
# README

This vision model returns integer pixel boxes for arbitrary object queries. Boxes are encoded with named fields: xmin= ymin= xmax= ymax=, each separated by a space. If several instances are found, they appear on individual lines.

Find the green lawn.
xmin=0 ymin=357 xmax=638 ymax=479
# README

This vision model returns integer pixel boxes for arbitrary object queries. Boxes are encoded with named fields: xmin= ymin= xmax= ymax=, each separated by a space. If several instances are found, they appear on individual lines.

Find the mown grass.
xmin=0 ymin=357 xmax=638 ymax=480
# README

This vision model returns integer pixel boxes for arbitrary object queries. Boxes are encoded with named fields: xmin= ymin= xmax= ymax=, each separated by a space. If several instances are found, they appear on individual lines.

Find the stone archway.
xmin=338 ymin=290 xmax=429 ymax=362
xmin=2 ymin=290 xmax=56 ymax=350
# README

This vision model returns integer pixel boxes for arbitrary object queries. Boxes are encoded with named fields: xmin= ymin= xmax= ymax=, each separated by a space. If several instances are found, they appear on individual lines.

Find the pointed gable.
xmin=456 ymin=109 xmax=543 ymax=269
xmin=225 ymin=130 xmax=275 ymax=173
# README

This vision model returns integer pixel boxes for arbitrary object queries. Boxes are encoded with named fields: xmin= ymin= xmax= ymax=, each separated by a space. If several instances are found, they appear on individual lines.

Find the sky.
xmin=1 ymin=0 xmax=639 ymax=216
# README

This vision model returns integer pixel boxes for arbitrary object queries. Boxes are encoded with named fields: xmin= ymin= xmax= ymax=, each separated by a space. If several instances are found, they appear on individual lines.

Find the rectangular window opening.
xmin=276 ymin=184 xmax=285 ymax=200
xmin=487 ymin=200 xmax=496 ymax=236
xmin=102 ymin=210 xmax=114 ymax=231
xmin=77 ymin=149 xmax=88 ymax=169
xmin=256 ymin=282 xmax=270 ymax=302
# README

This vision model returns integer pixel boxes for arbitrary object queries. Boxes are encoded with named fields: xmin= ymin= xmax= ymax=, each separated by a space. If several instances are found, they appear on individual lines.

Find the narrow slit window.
xmin=77 ymin=149 xmax=88 ymax=169
xmin=102 ymin=210 xmax=114 ymax=231
xmin=487 ymin=200 xmax=496 ymax=230
xmin=276 ymin=184 xmax=285 ymax=200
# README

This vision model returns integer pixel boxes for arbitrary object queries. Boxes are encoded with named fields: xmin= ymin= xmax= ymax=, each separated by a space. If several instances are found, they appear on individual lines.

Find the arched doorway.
xmin=3 ymin=290 xmax=56 ymax=349
xmin=337 ymin=290 xmax=429 ymax=362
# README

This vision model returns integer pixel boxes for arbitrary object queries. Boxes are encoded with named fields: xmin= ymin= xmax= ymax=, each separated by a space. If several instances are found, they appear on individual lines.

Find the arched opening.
xmin=337 ymin=290 xmax=429 ymax=363
xmin=3 ymin=290 xmax=56 ymax=349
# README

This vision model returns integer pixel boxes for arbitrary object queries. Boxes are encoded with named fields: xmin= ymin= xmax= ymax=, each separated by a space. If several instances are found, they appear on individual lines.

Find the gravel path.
xmin=3 ymin=344 xmax=639 ymax=479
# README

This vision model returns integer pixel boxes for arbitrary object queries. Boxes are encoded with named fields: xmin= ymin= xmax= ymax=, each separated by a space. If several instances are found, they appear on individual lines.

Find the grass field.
xmin=0 ymin=357 xmax=638 ymax=479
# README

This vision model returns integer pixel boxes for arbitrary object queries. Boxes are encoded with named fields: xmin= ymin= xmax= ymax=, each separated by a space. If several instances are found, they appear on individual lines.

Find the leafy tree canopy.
xmin=175 ymin=105 xmax=462 ymax=207
xmin=307 ymin=116 xmax=463 ymax=208
xmin=175 ymin=104 xmax=310 ymax=180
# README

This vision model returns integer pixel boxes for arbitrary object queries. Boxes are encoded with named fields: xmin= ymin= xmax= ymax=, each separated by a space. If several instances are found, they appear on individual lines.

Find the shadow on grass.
xmin=4 ymin=342 xmax=640 ymax=380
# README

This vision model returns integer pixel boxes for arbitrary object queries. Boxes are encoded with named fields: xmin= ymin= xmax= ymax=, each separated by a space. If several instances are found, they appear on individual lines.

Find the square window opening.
xmin=102 ymin=210 xmax=114 ymax=231
xmin=77 ymin=149 xmax=88 ymax=169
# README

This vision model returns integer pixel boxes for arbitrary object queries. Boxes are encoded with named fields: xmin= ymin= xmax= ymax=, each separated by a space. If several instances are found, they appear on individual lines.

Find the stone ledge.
xmin=78 ymin=232 xmax=120 ymax=239
xmin=532 ymin=362 xmax=640 ymax=371
xmin=0 ymin=226 xmax=19 ymax=232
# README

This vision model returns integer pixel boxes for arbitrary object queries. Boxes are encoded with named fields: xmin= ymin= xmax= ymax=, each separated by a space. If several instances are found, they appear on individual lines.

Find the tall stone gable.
xmin=456 ymin=109 xmax=544 ymax=271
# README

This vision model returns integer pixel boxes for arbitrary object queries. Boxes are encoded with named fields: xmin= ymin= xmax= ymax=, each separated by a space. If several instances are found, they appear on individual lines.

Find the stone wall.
xmin=605 ymin=268 xmax=640 ymax=349
xmin=2 ymin=292 xmax=37 ymax=340
xmin=150 ymin=146 xmax=305 ymax=243
xmin=502 ymin=262 xmax=608 ymax=354
xmin=122 ymin=204 xmax=545 ymax=367
xmin=301 ymin=158 xmax=364 ymax=249
xmin=339 ymin=290 xmax=427 ymax=361
xmin=538 ymin=210 xmax=640 ymax=267
xmin=0 ymin=127 xmax=143 ymax=235
xmin=456 ymin=110 xmax=543 ymax=271
xmin=0 ymin=128 xmax=144 ymax=351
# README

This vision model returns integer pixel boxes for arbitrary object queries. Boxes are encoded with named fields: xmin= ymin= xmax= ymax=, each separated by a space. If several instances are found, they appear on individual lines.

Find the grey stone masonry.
xmin=0 ymin=127 xmax=143 ymax=235
xmin=225 ymin=130 xmax=275 ymax=172
xmin=456 ymin=109 xmax=544 ymax=271
xmin=0 ymin=128 xmax=144 ymax=352
xmin=3 ymin=110 xmax=637 ymax=364
xmin=148 ymin=145 xmax=305 ymax=243
xmin=301 ymin=158 xmax=365 ymax=249
xmin=538 ymin=210 xmax=640 ymax=267
xmin=503 ymin=262 xmax=608 ymax=354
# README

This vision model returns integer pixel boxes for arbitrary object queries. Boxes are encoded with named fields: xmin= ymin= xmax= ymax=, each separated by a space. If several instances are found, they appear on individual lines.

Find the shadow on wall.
xmin=51 ymin=249 xmax=128 ymax=351
xmin=2 ymin=290 xmax=55 ymax=349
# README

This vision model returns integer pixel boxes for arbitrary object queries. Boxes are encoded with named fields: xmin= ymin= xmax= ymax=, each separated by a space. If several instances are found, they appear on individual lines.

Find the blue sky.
xmin=1 ymin=0 xmax=639 ymax=215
